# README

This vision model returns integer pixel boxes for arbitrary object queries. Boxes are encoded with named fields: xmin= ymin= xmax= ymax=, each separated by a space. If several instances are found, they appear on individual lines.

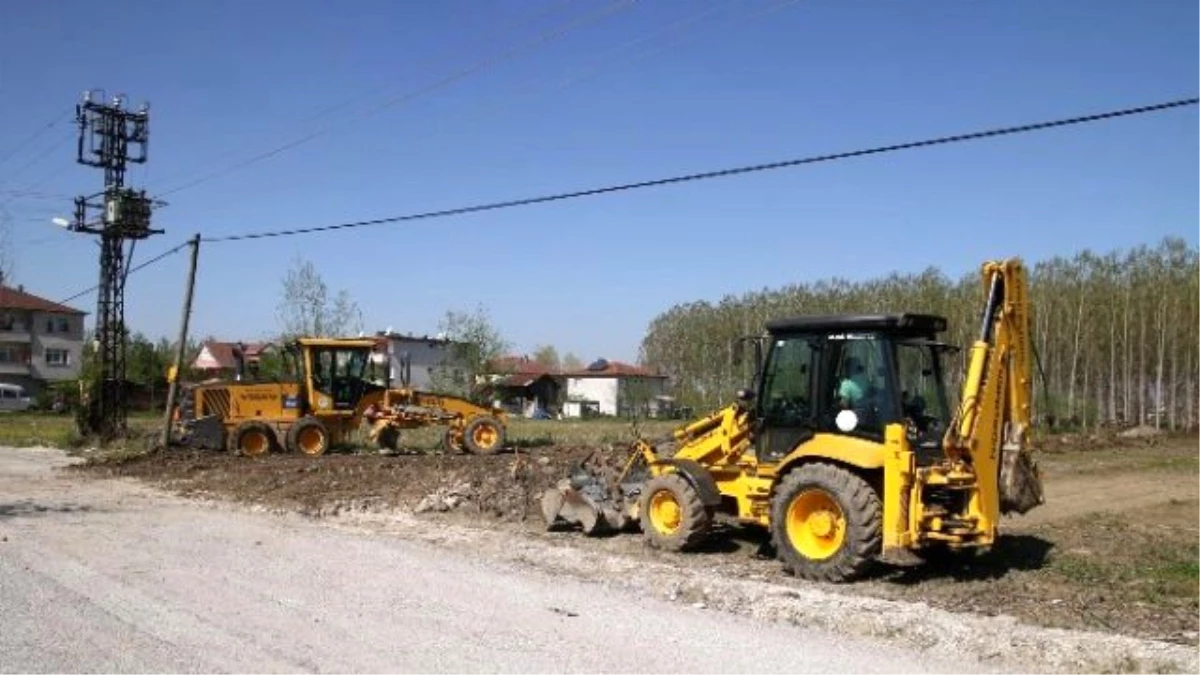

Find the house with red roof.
xmin=561 ymin=358 xmax=668 ymax=418
xmin=191 ymin=340 xmax=277 ymax=380
xmin=0 ymin=282 xmax=87 ymax=397
xmin=477 ymin=355 xmax=563 ymax=418
xmin=479 ymin=355 xmax=670 ymax=418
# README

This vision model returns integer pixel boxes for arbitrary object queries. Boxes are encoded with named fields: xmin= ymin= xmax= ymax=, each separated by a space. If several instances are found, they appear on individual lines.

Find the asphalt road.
xmin=0 ymin=446 xmax=982 ymax=674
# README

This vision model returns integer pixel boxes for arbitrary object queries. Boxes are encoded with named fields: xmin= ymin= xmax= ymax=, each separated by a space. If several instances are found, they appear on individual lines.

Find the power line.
xmin=54 ymin=95 xmax=1197 ymax=304
xmin=428 ymin=0 xmax=798 ymax=142
xmin=0 ymin=132 xmax=73 ymax=186
xmin=157 ymin=0 xmax=637 ymax=198
xmin=201 ymin=96 xmax=1199 ymax=243
xmin=147 ymin=0 xmax=582 ymax=193
xmin=297 ymin=0 xmax=582 ymax=125
xmin=0 ymin=108 xmax=72 ymax=168
xmin=57 ymin=241 xmax=190 ymax=305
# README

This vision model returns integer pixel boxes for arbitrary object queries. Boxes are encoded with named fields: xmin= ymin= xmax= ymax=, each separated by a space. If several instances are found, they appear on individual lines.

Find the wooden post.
xmin=160 ymin=234 xmax=201 ymax=449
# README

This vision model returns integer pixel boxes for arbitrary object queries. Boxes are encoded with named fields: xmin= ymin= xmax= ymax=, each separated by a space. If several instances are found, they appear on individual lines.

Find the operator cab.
xmin=292 ymin=338 xmax=384 ymax=413
xmin=752 ymin=314 xmax=956 ymax=464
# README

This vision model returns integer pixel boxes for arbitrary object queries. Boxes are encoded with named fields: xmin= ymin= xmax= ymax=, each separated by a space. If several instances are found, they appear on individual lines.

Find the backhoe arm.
xmin=947 ymin=259 xmax=1043 ymax=516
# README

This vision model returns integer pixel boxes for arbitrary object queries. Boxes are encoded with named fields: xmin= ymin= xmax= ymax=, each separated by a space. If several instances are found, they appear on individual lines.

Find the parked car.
xmin=0 ymin=383 xmax=33 ymax=412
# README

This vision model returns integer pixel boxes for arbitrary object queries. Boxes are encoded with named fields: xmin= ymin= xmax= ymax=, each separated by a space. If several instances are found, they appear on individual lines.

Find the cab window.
xmin=760 ymin=336 xmax=815 ymax=426
xmin=826 ymin=336 xmax=893 ymax=435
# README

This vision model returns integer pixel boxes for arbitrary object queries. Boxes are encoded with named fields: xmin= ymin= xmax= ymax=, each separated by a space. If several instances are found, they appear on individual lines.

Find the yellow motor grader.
xmin=542 ymin=259 xmax=1044 ymax=582
xmin=173 ymin=337 xmax=508 ymax=457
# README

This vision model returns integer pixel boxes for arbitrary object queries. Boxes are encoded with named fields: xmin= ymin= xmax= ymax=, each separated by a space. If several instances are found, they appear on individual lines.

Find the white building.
xmin=375 ymin=331 xmax=469 ymax=390
xmin=563 ymin=358 xmax=667 ymax=418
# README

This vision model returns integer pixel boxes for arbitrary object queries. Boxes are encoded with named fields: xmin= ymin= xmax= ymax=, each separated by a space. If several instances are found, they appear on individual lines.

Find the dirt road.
xmin=0 ymin=446 xmax=980 ymax=674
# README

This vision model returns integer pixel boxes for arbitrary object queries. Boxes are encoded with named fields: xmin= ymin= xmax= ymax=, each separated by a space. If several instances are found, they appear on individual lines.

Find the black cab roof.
xmin=764 ymin=313 xmax=948 ymax=335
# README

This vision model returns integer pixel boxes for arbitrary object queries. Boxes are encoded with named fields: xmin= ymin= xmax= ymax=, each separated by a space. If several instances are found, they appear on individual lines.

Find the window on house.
xmin=43 ymin=316 xmax=70 ymax=333
xmin=0 ymin=313 xmax=14 ymax=330
xmin=45 ymin=349 xmax=70 ymax=366
xmin=0 ymin=345 xmax=17 ymax=363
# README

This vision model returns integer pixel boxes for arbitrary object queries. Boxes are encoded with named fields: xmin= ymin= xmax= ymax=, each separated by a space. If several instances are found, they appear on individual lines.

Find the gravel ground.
xmin=80 ymin=439 xmax=1199 ymax=646
xmin=1 ymin=446 xmax=993 ymax=674
xmin=61 ymin=441 xmax=1200 ymax=674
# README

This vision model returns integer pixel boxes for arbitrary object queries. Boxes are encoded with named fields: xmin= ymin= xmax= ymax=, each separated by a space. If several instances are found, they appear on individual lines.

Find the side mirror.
xmin=736 ymin=388 xmax=756 ymax=402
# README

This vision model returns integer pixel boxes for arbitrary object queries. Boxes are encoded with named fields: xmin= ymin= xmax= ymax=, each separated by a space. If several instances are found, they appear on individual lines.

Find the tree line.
xmin=639 ymin=237 xmax=1199 ymax=432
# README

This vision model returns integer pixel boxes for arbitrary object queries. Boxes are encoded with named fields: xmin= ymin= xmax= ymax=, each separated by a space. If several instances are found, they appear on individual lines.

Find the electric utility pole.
xmin=68 ymin=89 xmax=161 ymax=440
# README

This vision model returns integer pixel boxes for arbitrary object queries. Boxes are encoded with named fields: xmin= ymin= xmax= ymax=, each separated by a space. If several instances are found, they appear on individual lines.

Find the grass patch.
xmin=1046 ymin=508 xmax=1199 ymax=610
xmin=0 ymin=413 xmax=84 ymax=448
xmin=0 ymin=412 xmax=161 ymax=451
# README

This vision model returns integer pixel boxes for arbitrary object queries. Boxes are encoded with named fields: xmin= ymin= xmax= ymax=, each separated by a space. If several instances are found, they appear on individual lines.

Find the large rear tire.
xmin=286 ymin=416 xmax=330 ymax=457
xmin=638 ymin=473 xmax=711 ymax=552
xmin=462 ymin=415 xmax=505 ymax=455
xmin=232 ymin=420 xmax=277 ymax=457
xmin=770 ymin=463 xmax=881 ymax=582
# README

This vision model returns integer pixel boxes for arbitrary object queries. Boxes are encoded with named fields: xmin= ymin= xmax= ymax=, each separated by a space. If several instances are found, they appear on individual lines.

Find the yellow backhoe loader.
xmin=173 ymin=337 xmax=508 ymax=457
xmin=542 ymin=259 xmax=1044 ymax=582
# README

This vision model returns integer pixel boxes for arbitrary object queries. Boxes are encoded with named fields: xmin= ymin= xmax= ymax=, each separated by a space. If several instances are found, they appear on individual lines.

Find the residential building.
xmin=562 ymin=358 xmax=668 ymax=418
xmin=0 ymin=283 xmax=86 ymax=396
xmin=376 ymin=331 xmax=469 ymax=390
xmin=478 ymin=355 xmax=562 ymax=417
xmin=191 ymin=340 xmax=276 ymax=380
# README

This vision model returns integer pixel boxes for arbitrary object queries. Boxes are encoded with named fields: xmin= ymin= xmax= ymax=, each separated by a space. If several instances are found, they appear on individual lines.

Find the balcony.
xmin=0 ymin=329 xmax=32 ymax=343
xmin=0 ymin=360 xmax=30 ymax=375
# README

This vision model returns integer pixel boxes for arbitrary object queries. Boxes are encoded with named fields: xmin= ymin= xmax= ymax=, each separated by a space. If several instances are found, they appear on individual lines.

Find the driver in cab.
xmin=837 ymin=357 xmax=871 ymax=409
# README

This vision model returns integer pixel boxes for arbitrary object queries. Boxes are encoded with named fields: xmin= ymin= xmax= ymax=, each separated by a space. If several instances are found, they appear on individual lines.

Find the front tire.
xmin=232 ymin=420 xmax=277 ymax=457
xmin=286 ymin=416 xmax=330 ymax=457
xmin=771 ymin=463 xmax=881 ymax=582
xmin=638 ymin=473 xmax=711 ymax=551
xmin=376 ymin=425 xmax=401 ymax=453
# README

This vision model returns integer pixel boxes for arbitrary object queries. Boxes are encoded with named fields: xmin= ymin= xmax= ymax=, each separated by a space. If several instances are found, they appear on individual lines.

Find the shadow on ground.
xmin=879 ymin=535 xmax=1056 ymax=584
xmin=0 ymin=500 xmax=96 ymax=520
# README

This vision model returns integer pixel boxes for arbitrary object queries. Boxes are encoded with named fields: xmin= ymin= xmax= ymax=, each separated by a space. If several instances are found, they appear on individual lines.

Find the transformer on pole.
xmin=69 ymin=89 xmax=162 ymax=440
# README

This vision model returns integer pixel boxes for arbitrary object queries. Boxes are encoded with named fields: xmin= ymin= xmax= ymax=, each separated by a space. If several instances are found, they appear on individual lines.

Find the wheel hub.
xmin=786 ymin=489 xmax=846 ymax=561
xmin=649 ymin=491 xmax=682 ymax=534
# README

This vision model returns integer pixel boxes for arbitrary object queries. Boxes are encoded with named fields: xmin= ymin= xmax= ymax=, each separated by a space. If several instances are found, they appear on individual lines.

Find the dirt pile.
xmin=77 ymin=443 xmax=636 ymax=522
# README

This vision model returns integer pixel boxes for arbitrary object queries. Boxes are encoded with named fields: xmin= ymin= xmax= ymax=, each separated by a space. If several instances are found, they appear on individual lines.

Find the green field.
xmin=0 ymin=411 xmax=684 ymax=453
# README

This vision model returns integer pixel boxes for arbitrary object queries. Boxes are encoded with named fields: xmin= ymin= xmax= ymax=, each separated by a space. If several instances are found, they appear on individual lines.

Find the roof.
xmin=492 ymin=372 xmax=558 ymax=388
xmin=485 ymin=355 xmax=666 ymax=379
xmin=564 ymin=359 xmax=666 ymax=379
xmin=765 ymin=313 xmax=948 ymax=335
xmin=377 ymin=331 xmax=459 ymax=345
xmin=194 ymin=341 xmax=276 ymax=369
xmin=294 ymin=337 xmax=377 ymax=348
xmin=487 ymin=355 xmax=555 ymax=377
xmin=0 ymin=285 xmax=86 ymax=315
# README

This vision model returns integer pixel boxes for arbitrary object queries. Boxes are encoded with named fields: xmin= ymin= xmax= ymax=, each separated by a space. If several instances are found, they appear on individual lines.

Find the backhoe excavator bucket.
xmin=999 ymin=442 xmax=1044 ymax=514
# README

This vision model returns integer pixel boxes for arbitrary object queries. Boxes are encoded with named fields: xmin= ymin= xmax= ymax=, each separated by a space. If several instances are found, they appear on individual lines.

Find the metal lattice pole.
xmin=69 ymin=89 xmax=160 ymax=440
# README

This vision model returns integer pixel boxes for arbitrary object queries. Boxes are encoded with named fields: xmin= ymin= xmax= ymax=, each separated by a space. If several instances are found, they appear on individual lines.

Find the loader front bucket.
xmin=540 ymin=461 xmax=635 ymax=536
xmin=541 ymin=481 xmax=612 ymax=535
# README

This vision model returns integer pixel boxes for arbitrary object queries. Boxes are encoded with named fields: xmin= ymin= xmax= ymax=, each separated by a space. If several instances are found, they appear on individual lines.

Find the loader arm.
xmin=945 ymin=259 xmax=1043 ymax=518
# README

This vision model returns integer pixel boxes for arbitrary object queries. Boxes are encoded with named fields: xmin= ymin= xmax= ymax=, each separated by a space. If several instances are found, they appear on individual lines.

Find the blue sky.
xmin=1 ymin=0 xmax=1196 ymax=362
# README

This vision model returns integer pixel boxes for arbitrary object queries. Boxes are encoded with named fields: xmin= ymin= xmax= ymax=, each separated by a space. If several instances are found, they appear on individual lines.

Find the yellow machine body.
xmin=544 ymin=259 xmax=1044 ymax=581
xmin=178 ymin=337 xmax=508 ymax=456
